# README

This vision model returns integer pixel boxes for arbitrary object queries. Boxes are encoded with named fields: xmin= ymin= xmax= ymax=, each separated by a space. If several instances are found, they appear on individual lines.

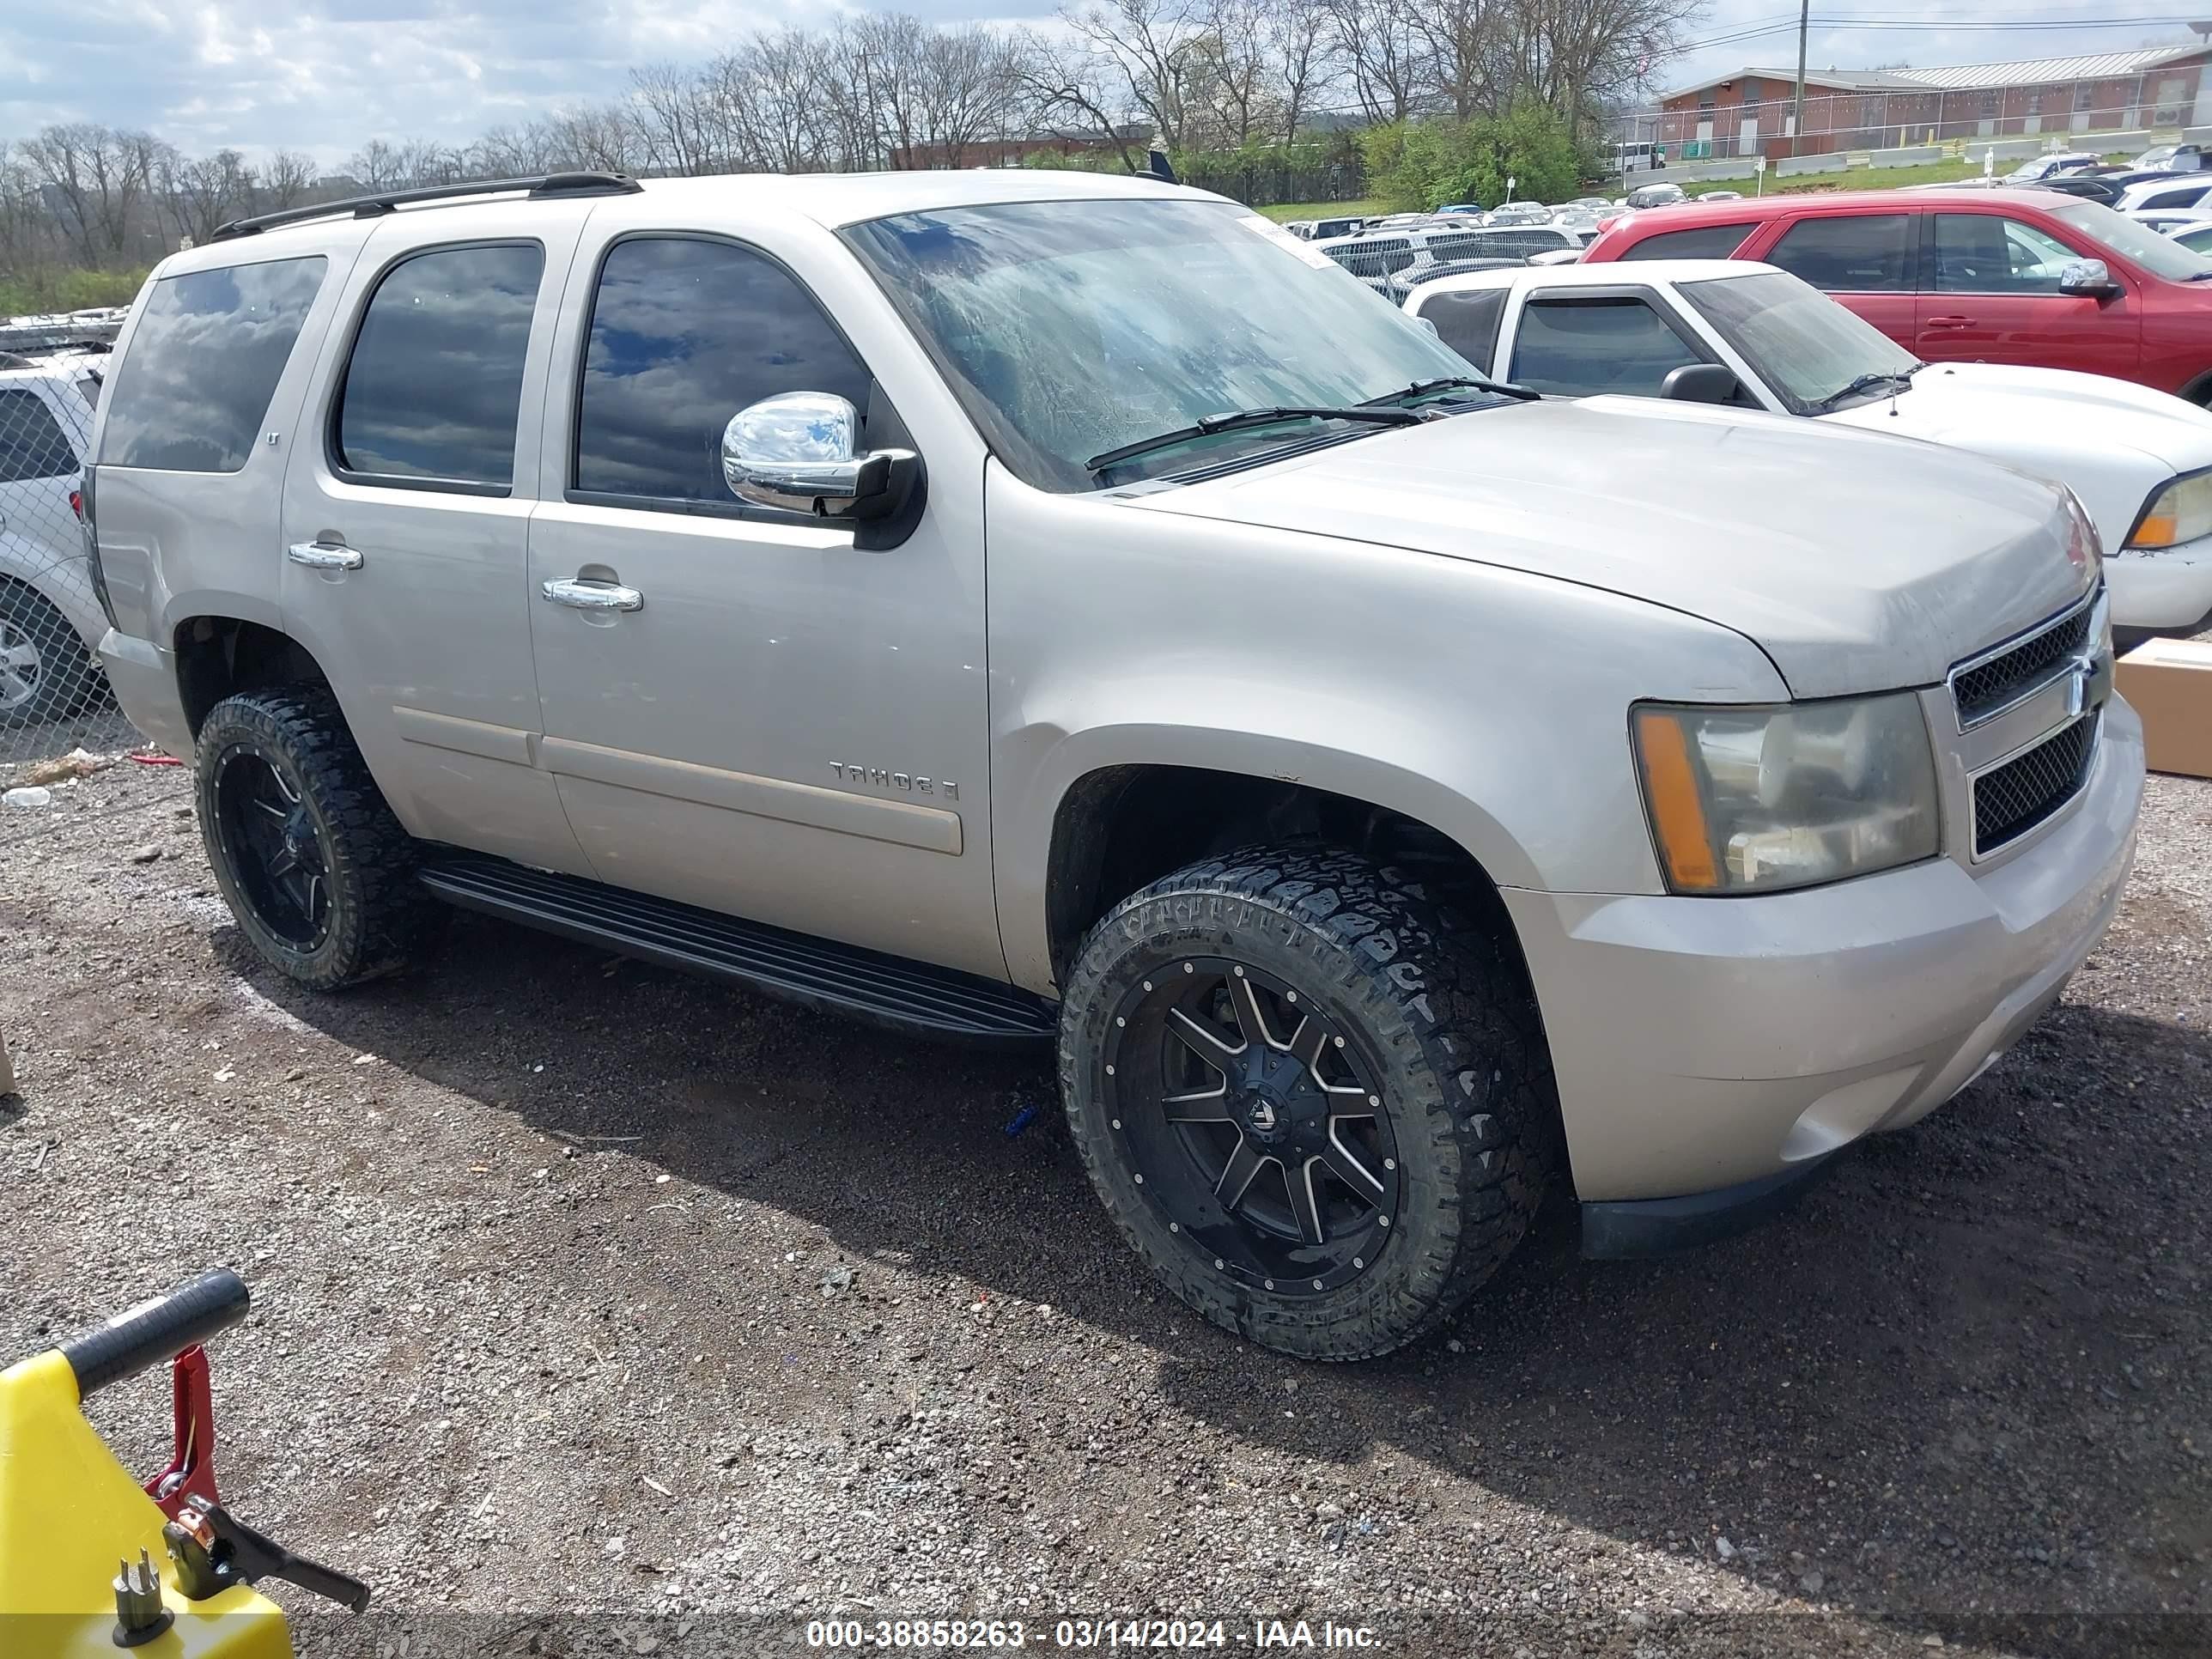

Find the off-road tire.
xmin=0 ymin=580 xmax=98 ymax=725
xmin=1059 ymin=845 xmax=1559 ymax=1360
xmin=195 ymin=687 xmax=433 ymax=990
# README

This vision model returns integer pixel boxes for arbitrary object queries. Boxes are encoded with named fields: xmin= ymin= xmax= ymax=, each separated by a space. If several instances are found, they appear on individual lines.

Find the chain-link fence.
xmin=1 ymin=325 xmax=133 ymax=775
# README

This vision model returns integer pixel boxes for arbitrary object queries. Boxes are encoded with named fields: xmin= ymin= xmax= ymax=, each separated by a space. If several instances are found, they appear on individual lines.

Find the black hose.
xmin=58 ymin=1269 xmax=250 ymax=1397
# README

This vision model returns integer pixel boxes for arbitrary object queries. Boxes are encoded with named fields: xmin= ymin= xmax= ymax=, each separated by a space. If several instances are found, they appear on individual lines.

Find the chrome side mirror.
xmin=2057 ymin=258 xmax=2118 ymax=298
xmin=721 ymin=392 xmax=920 ymax=520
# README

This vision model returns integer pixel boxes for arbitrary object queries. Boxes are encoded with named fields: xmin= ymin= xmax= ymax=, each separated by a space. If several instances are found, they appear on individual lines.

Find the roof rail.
xmin=211 ymin=172 xmax=644 ymax=242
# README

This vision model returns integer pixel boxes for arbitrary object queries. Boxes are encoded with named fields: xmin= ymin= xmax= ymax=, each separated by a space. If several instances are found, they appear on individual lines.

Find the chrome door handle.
xmin=541 ymin=577 xmax=643 ymax=613
xmin=287 ymin=540 xmax=363 ymax=571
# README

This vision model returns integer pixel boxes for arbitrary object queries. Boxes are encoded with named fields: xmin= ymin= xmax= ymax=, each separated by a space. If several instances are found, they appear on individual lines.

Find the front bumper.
xmin=2108 ymin=537 xmax=2212 ymax=630
xmin=1502 ymin=696 xmax=2143 ymax=1206
xmin=95 ymin=629 xmax=192 ymax=759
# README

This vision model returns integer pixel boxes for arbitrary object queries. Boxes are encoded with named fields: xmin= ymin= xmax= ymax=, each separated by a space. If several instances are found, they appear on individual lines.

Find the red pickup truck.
xmin=1583 ymin=187 xmax=2212 ymax=403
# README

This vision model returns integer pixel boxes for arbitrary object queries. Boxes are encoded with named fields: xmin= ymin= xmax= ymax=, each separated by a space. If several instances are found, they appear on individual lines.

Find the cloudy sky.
xmin=1 ymin=0 xmax=2200 ymax=164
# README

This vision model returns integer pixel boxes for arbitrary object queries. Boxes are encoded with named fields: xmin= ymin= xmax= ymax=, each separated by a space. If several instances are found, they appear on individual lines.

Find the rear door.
xmin=280 ymin=211 xmax=594 ymax=873
xmin=1915 ymin=209 xmax=2140 ymax=377
xmin=1747 ymin=209 xmax=1919 ymax=346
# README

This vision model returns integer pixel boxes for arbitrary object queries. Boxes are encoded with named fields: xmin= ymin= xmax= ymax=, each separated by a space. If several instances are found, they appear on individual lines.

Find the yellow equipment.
xmin=0 ymin=1272 xmax=366 ymax=1656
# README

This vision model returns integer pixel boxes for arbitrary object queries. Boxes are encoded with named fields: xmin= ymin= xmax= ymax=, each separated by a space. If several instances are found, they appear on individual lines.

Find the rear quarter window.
xmin=98 ymin=255 xmax=326 ymax=472
xmin=0 ymin=386 xmax=81 ymax=482
xmin=1618 ymin=222 xmax=1760 ymax=261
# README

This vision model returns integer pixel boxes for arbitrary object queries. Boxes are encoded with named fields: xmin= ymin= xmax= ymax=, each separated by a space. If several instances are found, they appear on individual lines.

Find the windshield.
xmin=2049 ymin=198 xmax=2212 ymax=280
xmin=842 ymin=199 xmax=1478 ymax=490
xmin=1677 ymin=269 xmax=1919 ymax=413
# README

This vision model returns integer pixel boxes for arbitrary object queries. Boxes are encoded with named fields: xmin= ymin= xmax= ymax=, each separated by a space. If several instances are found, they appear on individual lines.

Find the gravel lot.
xmin=3 ymin=752 xmax=2208 ymax=1659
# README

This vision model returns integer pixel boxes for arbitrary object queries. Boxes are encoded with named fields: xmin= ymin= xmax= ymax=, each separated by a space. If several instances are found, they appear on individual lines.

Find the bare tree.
xmin=161 ymin=147 xmax=252 ymax=242
xmin=549 ymin=103 xmax=647 ymax=174
xmin=256 ymin=149 xmax=317 ymax=210
xmin=1012 ymin=26 xmax=1145 ymax=171
xmin=1058 ymin=0 xmax=1211 ymax=150
xmin=1322 ymin=0 xmax=1425 ymax=124
xmin=1190 ymin=0 xmax=1275 ymax=147
xmin=18 ymin=125 xmax=165 ymax=264
xmin=1267 ymin=0 xmax=1337 ymax=141
xmin=630 ymin=62 xmax=719 ymax=176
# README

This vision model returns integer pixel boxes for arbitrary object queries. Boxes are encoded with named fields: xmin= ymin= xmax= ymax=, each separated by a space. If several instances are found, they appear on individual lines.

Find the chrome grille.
xmin=1972 ymin=715 xmax=2097 ymax=855
xmin=1950 ymin=599 xmax=2094 ymax=727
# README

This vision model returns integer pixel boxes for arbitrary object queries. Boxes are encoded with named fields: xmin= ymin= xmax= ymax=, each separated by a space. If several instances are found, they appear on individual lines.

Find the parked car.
xmin=2118 ymin=176 xmax=2212 ymax=215
xmin=1313 ymin=229 xmax=1420 ymax=293
xmin=86 ymin=168 xmax=2141 ymax=1360
xmin=1484 ymin=202 xmax=1553 ymax=227
xmin=1626 ymin=181 xmax=1687 ymax=209
xmin=2033 ymin=175 xmax=2124 ymax=207
xmin=1700 ymin=190 xmax=1745 ymax=202
xmin=1585 ymin=187 xmax=2212 ymax=403
xmin=0 ymin=362 xmax=106 ymax=726
xmin=2172 ymin=222 xmax=2212 ymax=256
xmin=1385 ymin=254 xmax=1527 ymax=301
xmin=1305 ymin=215 xmax=1364 ymax=240
xmin=2132 ymin=208 xmax=2212 ymax=238
xmin=2136 ymin=143 xmax=2208 ymax=173
xmin=2004 ymin=151 xmax=2101 ymax=185
xmin=1406 ymin=258 xmax=2212 ymax=633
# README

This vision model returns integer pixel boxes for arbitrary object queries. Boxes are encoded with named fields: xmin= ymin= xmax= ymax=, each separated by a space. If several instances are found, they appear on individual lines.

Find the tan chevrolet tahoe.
xmin=84 ymin=169 xmax=2143 ymax=1359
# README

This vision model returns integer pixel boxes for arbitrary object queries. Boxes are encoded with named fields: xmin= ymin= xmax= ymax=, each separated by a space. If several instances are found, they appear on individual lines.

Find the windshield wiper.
xmin=1361 ymin=374 xmax=1539 ymax=406
xmin=1813 ymin=366 xmax=1922 ymax=409
xmin=1085 ymin=405 xmax=1421 ymax=473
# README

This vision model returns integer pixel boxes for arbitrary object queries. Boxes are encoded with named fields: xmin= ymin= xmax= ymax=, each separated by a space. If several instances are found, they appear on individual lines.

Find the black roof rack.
xmin=211 ymin=171 xmax=644 ymax=241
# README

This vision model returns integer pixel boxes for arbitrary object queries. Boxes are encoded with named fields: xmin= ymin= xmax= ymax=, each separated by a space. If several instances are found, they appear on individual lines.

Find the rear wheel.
xmin=1059 ymin=846 xmax=1558 ymax=1360
xmin=195 ymin=688 xmax=433 ymax=990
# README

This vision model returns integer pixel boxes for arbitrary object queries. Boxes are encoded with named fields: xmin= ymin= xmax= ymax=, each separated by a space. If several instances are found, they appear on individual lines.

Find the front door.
xmin=1916 ymin=210 xmax=2141 ymax=377
xmin=281 ymin=213 xmax=592 ymax=874
xmin=525 ymin=231 xmax=1003 ymax=980
xmin=1749 ymin=209 xmax=1921 ymax=349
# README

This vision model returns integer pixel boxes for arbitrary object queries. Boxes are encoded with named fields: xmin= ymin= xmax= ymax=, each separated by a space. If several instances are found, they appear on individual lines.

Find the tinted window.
xmin=336 ymin=244 xmax=543 ymax=487
xmin=2141 ymin=185 xmax=2211 ymax=210
xmin=1419 ymin=289 xmax=1510 ymax=368
xmin=1931 ymin=215 xmax=2078 ymax=295
xmin=0 ymin=388 xmax=79 ymax=483
xmin=1765 ymin=214 xmax=1912 ymax=291
xmin=100 ymin=256 xmax=325 ymax=472
xmin=1509 ymin=297 xmax=1706 ymax=397
xmin=575 ymin=237 xmax=872 ymax=506
xmin=1619 ymin=222 xmax=1759 ymax=261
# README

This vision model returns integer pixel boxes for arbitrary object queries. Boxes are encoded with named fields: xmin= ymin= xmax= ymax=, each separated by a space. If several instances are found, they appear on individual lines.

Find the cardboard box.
xmin=2116 ymin=637 xmax=2212 ymax=779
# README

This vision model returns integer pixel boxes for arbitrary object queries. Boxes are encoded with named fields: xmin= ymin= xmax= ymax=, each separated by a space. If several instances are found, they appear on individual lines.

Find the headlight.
xmin=1632 ymin=695 xmax=1941 ymax=894
xmin=2126 ymin=471 xmax=2212 ymax=550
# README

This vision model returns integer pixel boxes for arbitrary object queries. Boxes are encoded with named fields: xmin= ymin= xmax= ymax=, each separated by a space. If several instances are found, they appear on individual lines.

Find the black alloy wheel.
xmin=1059 ymin=845 xmax=1559 ymax=1360
xmin=1108 ymin=957 xmax=1400 ymax=1295
xmin=194 ymin=688 xmax=433 ymax=990
xmin=210 ymin=744 xmax=333 ymax=950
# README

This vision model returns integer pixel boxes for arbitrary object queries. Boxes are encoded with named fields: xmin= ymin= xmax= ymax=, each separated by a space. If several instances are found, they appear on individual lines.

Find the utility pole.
xmin=1792 ymin=0 xmax=1809 ymax=156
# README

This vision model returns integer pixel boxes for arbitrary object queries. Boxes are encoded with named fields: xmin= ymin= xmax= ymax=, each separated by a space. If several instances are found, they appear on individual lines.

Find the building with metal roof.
xmin=1653 ymin=42 xmax=2212 ymax=159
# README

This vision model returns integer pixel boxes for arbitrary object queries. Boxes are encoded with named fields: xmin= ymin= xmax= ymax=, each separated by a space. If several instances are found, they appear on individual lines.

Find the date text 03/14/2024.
xmin=804 ymin=1618 xmax=1383 ymax=1648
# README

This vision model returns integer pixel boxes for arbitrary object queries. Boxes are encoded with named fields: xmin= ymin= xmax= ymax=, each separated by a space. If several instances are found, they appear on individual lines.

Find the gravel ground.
xmin=3 ymin=755 xmax=2209 ymax=1659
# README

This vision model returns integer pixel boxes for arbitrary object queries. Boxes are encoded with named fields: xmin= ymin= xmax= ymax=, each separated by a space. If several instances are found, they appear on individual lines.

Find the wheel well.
xmin=173 ymin=618 xmax=331 ymax=737
xmin=1044 ymin=765 xmax=1518 ymax=981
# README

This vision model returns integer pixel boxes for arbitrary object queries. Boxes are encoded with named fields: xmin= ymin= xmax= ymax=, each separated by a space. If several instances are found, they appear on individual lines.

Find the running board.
xmin=416 ymin=854 xmax=1057 ymax=1045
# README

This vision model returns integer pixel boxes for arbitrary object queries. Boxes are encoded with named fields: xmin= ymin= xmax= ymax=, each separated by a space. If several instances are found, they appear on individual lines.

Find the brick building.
xmin=1648 ymin=44 xmax=2212 ymax=160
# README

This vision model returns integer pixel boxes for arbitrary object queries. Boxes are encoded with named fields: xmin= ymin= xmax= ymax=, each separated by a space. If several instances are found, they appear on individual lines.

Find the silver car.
xmin=87 ymin=170 xmax=2141 ymax=1358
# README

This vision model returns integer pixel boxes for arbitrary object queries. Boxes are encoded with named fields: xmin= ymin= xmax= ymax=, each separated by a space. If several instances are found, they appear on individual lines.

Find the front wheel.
xmin=1058 ymin=847 xmax=1558 ymax=1360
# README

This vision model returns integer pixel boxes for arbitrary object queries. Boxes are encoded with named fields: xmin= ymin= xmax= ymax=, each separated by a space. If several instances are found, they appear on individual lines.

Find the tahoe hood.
xmin=1132 ymin=395 xmax=2094 ymax=699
